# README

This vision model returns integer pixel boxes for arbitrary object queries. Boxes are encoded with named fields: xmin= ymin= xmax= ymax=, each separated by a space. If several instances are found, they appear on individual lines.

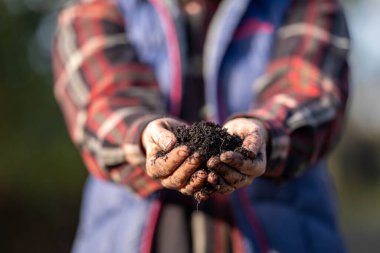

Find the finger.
xmin=207 ymin=156 xmax=221 ymax=169
xmin=179 ymin=169 xmax=208 ymax=195
xmin=161 ymin=152 xmax=203 ymax=189
xmin=205 ymin=157 xmax=220 ymax=185
xmin=214 ymin=177 xmax=235 ymax=194
xmin=147 ymin=127 xmax=176 ymax=154
xmin=221 ymin=150 xmax=266 ymax=177
xmin=146 ymin=145 xmax=190 ymax=179
xmin=208 ymin=156 xmax=249 ymax=188
xmin=143 ymin=119 xmax=180 ymax=156
xmin=207 ymin=170 xmax=219 ymax=185
xmin=206 ymin=157 xmax=223 ymax=185
xmin=242 ymin=131 xmax=263 ymax=156
xmin=194 ymin=191 xmax=210 ymax=203
xmin=205 ymin=166 xmax=234 ymax=194
xmin=194 ymin=186 xmax=215 ymax=203
xmin=223 ymin=120 xmax=243 ymax=138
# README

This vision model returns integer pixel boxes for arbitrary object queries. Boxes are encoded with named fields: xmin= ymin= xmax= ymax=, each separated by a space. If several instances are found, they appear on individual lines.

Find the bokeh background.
xmin=1 ymin=0 xmax=380 ymax=252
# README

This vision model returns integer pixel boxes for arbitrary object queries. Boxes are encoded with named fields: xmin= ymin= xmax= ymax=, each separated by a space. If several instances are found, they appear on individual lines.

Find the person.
xmin=53 ymin=0 xmax=350 ymax=252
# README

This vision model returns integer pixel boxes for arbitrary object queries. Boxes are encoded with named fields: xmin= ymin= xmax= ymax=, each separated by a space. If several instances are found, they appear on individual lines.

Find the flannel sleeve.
xmin=237 ymin=0 xmax=350 ymax=178
xmin=52 ymin=0 xmax=164 ymax=197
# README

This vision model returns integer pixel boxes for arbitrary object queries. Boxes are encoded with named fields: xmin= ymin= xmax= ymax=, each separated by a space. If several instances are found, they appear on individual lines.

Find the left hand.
xmin=142 ymin=117 xmax=207 ymax=195
xmin=206 ymin=118 xmax=268 ymax=194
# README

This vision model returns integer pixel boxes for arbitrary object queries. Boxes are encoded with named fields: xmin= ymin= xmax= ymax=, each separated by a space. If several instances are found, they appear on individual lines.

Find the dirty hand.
xmin=207 ymin=118 xmax=268 ymax=194
xmin=142 ymin=117 xmax=207 ymax=195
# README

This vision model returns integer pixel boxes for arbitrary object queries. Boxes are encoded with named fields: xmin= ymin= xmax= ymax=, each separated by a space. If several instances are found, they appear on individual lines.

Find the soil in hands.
xmin=156 ymin=121 xmax=249 ymax=202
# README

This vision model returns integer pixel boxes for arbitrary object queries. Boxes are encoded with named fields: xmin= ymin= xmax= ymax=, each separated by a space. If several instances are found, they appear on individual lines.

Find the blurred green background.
xmin=1 ymin=0 xmax=380 ymax=252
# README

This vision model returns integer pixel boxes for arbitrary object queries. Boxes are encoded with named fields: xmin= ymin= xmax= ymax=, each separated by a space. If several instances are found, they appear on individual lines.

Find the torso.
xmin=178 ymin=0 xmax=221 ymax=122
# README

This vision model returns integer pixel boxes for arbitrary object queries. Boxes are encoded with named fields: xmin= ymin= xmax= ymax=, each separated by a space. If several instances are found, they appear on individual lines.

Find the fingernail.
xmin=207 ymin=157 xmax=217 ymax=168
xmin=162 ymin=137 xmax=173 ymax=150
xmin=208 ymin=172 xmax=219 ymax=184
xmin=196 ymin=170 xmax=208 ymax=178
xmin=178 ymin=148 xmax=189 ymax=156
xmin=221 ymin=152 xmax=232 ymax=161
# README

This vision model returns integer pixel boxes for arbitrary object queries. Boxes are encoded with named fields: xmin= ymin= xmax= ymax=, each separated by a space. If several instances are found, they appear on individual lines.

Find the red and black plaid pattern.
xmin=53 ymin=0 xmax=350 ymax=196
xmin=53 ymin=0 xmax=164 ymax=196
xmin=243 ymin=0 xmax=350 ymax=178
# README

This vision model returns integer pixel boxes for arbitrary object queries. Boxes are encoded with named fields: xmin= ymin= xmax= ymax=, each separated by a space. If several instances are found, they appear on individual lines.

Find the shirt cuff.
xmin=118 ymin=113 xmax=164 ymax=197
xmin=123 ymin=113 xmax=164 ymax=166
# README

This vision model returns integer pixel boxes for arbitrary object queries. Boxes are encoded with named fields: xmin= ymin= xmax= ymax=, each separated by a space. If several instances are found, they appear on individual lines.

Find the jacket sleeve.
xmin=52 ymin=0 xmax=164 ymax=197
xmin=238 ymin=0 xmax=350 ymax=178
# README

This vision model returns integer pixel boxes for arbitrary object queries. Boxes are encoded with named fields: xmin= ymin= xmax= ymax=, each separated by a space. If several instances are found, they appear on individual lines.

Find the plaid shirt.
xmin=53 ymin=0 xmax=349 ymax=197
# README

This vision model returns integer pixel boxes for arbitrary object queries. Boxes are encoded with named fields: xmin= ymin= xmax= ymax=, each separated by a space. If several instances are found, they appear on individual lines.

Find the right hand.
xmin=142 ymin=117 xmax=208 ymax=195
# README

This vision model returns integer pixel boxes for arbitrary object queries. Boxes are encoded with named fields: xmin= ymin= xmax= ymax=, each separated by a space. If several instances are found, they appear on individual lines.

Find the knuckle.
xmin=222 ymin=153 xmax=244 ymax=168
xmin=180 ymin=188 xmax=192 ymax=196
xmin=213 ymin=164 xmax=229 ymax=177
xmin=230 ymin=173 xmax=246 ymax=186
xmin=190 ymin=170 xmax=208 ymax=186
xmin=190 ymin=175 xmax=202 ymax=185
xmin=219 ymin=185 xmax=235 ymax=194
xmin=241 ymin=161 xmax=255 ymax=174
xmin=146 ymin=167 xmax=159 ymax=179
xmin=232 ymin=158 xmax=244 ymax=168
xmin=222 ymin=189 xmax=234 ymax=195
xmin=188 ymin=155 xmax=202 ymax=166
xmin=160 ymin=179 xmax=172 ymax=189
xmin=170 ymin=155 xmax=187 ymax=167
xmin=169 ymin=175 xmax=184 ymax=188
xmin=207 ymin=171 xmax=219 ymax=184
xmin=221 ymin=151 xmax=234 ymax=161
xmin=150 ymin=173 xmax=160 ymax=180
xmin=177 ymin=147 xmax=190 ymax=157
xmin=236 ymin=176 xmax=252 ymax=188
xmin=152 ymin=167 xmax=169 ymax=178
xmin=207 ymin=157 xmax=219 ymax=168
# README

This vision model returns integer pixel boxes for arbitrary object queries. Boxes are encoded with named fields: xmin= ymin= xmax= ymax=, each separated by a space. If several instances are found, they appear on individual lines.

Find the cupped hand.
xmin=142 ymin=117 xmax=207 ymax=195
xmin=207 ymin=118 xmax=268 ymax=194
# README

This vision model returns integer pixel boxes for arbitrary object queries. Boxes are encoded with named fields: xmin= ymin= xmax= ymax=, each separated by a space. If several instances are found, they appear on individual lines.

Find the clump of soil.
xmin=157 ymin=121 xmax=249 ymax=202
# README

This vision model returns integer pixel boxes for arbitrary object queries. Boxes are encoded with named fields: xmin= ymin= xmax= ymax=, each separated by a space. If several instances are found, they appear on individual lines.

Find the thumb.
xmin=145 ymin=129 xmax=176 ymax=158
xmin=142 ymin=117 xmax=180 ymax=157
xmin=155 ymin=129 xmax=176 ymax=151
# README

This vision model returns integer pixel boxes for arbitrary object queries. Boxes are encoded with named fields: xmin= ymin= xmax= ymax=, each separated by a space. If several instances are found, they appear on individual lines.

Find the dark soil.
xmin=157 ymin=121 xmax=250 ymax=202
